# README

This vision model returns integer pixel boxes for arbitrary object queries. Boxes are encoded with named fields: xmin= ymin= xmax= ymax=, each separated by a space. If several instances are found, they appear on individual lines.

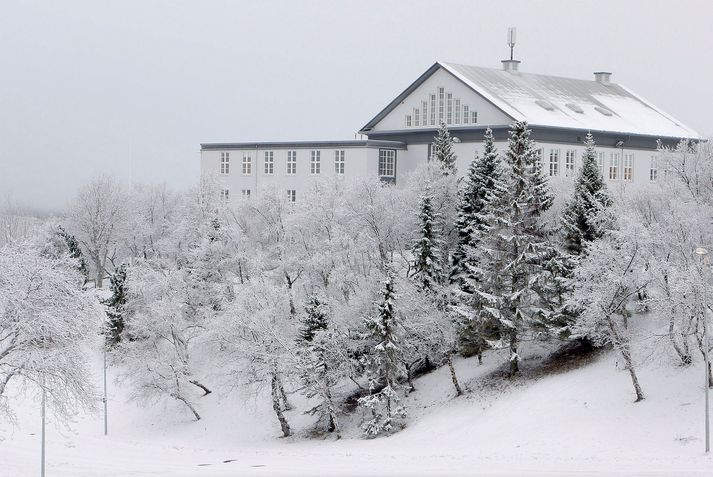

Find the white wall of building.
xmin=373 ymin=68 xmax=512 ymax=131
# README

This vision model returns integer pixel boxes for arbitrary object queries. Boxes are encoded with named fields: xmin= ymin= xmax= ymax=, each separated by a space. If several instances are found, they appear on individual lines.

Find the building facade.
xmin=200 ymin=59 xmax=700 ymax=202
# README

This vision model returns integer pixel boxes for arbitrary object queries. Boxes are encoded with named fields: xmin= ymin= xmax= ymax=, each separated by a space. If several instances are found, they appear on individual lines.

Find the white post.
xmin=41 ymin=382 xmax=46 ymax=477
xmin=695 ymin=247 xmax=711 ymax=453
xmin=103 ymin=345 xmax=108 ymax=436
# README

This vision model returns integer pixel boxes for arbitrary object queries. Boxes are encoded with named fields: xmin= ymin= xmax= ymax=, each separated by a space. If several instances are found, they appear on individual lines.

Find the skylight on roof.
xmin=594 ymin=106 xmax=613 ymax=117
xmin=566 ymin=103 xmax=584 ymax=114
xmin=535 ymin=100 xmax=555 ymax=111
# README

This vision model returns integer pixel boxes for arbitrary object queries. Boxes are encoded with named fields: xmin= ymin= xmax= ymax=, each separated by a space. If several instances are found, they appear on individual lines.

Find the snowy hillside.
xmin=2 ymin=341 xmax=712 ymax=476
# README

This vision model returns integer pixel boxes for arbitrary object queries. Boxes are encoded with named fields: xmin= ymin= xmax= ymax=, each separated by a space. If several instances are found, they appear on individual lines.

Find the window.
xmin=565 ymin=150 xmax=576 ymax=177
xmin=264 ymin=151 xmax=274 ymax=175
xmin=414 ymin=108 xmax=420 ymax=127
xmin=463 ymin=105 xmax=469 ymax=124
xmin=242 ymin=153 xmax=252 ymax=175
xmin=379 ymin=149 xmax=396 ymax=178
xmin=405 ymin=115 xmax=412 ymax=127
xmin=430 ymin=94 xmax=436 ymax=125
xmin=438 ymin=87 xmax=444 ymax=123
xmin=446 ymin=93 xmax=453 ymax=124
xmin=455 ymin=99 xmax=461 ymax=124
xmin=548 ymin=149 xmax=560 ymax=177
xmin=471 ymin=111 xmax=478 ymax=124
xmin=287 ymin=189 xmax=296 ymax=203
xmin=422 ymin=101 xmax=428 ymax=126
xmin=241 ymin=189 xmax=251 ymax=198
xmin=649 ymin=156 xmax=658 ymax=182
xmin=427 ymin=143 xmax=433 ymax=162
xmin=535 ymin=148 xmax=544 ymax=169
xmin=623 ymin=153 xmax=634 ymax=181
xmin=287 ymin=151 xmax=297 ymax=174
xmin=597 ymin=152 xmax=605 ymax=176
xmin=609 ymin=153 xmax=620 ymax=180
xmin=334 ymin=150 xmax=345 ymax=174
xmin=220 ymin=152 xmax=230 ymax=174
xmin=220 ymin=189 xmax=229 ymax=201
xmin=310 ymin=150 xmax=321 ymax=174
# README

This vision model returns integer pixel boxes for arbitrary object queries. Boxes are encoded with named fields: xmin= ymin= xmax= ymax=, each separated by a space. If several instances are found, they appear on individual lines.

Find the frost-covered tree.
xmin=56 ymin=225 xmax=89 ymax=280
xmin=562 ymin=133 xmax=614 ymax=255
xmin=0 ymin=242 xmax=100 ymax=421
xmin=451 ymin=128 xmax=500 ymax=285
xmin=570 ymin=227 xmax=650 ymax=402
xmin=410 ymin=186 xmax=442 ymax=291
xmin=103 ymin=264 xmax=127 ymax=346
xmin=432 ymin=122 xmax=457 ymax=175
xmin=296 ymin=295 xmax=346 ymax=435
xmin=68 ymin=176 xmax=128 ymax=287
xmin=467 ymin=121 xmax=555 ymax=375
xmin=358 ymin=269 xmax=407 ymax=436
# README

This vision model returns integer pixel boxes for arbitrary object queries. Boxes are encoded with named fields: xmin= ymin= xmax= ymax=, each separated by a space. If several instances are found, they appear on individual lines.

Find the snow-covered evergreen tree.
xmin=432 ymin=122 xmax=457 ymax=174
xmin=358 ymin=268 xmax=407 ymax=436
xmin=103 ymin=264 xmax=128 ymax=346
xmin=562 ymin=133 xmax=614 ymax=255
xmin=467 ymin=121 xmax=555 ymax=375
xmin=450 ymin=128 xmax=500 ymax=285
xmin=56 ymin=225 xmax=89 ymax=280
xmin=296 ymin=295 xmax=343 ymax=435
xmin=411 ymin=186 xmax=442 ymax=291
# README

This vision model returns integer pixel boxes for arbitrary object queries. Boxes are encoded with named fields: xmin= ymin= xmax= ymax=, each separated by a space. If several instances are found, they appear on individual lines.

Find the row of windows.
xmin=221 ymin=188 xmax=298 ymax=203
xmin=405 ymin=86 xmax=478 ymax=128
xmin=219 ymin=150 xmax=347 ymax=176
xmin=536 ymin=148 xmax=658 ymax=182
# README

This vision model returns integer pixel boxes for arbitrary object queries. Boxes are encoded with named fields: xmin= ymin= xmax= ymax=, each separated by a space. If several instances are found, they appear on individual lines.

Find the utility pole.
xmin=695 ymin=246 xmax=711 ymax=453
xmin=41 ymin=380 xmax=46 ymax=477
xmin=103 ymin=344 xmax=108 ymax=436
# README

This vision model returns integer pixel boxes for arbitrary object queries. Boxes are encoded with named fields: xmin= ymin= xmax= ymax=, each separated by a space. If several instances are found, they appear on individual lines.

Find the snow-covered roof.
xmin=440 ymin=62 xmax=700 ymax=139
xmin=361 ymin=61 xmax=700 ymax=140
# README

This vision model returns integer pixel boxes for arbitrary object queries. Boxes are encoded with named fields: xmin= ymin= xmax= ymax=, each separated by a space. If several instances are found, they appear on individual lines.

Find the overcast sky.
xmin=1 ymin=0 xmax=711 ymax=211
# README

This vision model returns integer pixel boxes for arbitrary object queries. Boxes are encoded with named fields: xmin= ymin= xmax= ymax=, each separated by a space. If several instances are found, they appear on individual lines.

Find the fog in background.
xmin=1 ymin=0 xmax=711 ymax=212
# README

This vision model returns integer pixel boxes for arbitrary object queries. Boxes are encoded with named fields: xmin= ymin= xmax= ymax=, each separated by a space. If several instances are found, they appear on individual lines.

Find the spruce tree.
xmin=432 ymin=122 xmax=457 ymax=174
xmin=57 ymin=225 xmax=89 ymax=281
xmin=450 ymin=128 xmax=500 ymax=285
xmin=562 ymin=132 xmax=613 ymax=255
xmin=297 ymin=295 xmax=340 ymax=434
xmin=411 ymin=186 xmax=442 ymax=291
xmin=468 ymin=121 xmax=555 ymax=375
xmin=103 ymin=263 xmax=128 ymax=346
xmin=358 ymin=268 xmax=407 ymax=437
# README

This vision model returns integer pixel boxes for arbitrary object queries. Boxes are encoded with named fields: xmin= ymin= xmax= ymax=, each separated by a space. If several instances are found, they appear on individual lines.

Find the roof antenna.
xmin=507 ymin=27 xmax=516 ymax=61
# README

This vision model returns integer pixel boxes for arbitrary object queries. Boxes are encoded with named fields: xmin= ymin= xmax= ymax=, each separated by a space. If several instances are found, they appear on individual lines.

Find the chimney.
xmin=502 ymin=59 xmax=521 ymax=73
xmin=594 ymin=71 xmax=612 ymax=84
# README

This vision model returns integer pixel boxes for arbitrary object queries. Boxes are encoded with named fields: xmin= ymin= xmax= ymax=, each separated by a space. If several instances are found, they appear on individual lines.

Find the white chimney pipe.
xmin=594 ymin=71 xmax=612 ymax=84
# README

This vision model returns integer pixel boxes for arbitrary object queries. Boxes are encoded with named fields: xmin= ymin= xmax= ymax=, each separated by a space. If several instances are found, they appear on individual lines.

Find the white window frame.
xmin=241 ymin=189 xmax=251 ymax=198
xmin=463 ymin=105 xmax=469 ymax=124
xmin=446 ymin=93 xmax=453 ymax=124
xmin=242 ymin=153 xmax=252 ymax=175
xmin=220 ymin=152 xmax=230 ymax=174
xmin=471 ymin=111 xmax=478 ymax=124
xmin=438 ymin=87 xmax=444 ymax=123
xmin=623 ymin=153 xmax=634 ymax=181
xmin=597 ymin=152 xmax=605 ymax=176
xmin=220 ymin=188 xmax=230 ymax=201
xmin=264 ymin=151 xmax=274 ymax=175
xmin=549 ymin=149 xmax=560 ymax=177
xmin=609 ymin=152 xmax=620 ymax=180
xmin=405 ymin=115 xmax=412 ymax=127
xmin=649 ymin=156 xmax=658 ymax=182
xmin=565 ymin=150 xmax=576 ymax=177
xmin=454 ymin=99 xmax=461 ymax=125
xmin=430 ymin=94 xmax=436 ymax=125
xmin=310 ymin=150 xmax=321 ymax=174
xmin=287 ymin=189 xmax=296 ymax=203
xmin=378 ymin=149 xmax=396 ymax=178
xmin=334 ymin=150 xmax=345 ymax=175
xmin=287 ymin=150 xmax=297 ymax=175
xmin=422 ymin=101 xmax=428 ymax=127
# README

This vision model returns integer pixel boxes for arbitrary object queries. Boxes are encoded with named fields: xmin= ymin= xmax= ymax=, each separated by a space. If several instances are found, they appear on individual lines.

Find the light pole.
xmin=41 ymin=378 xmax=46 ymax=477
xmin=103 ymin=343 xmax=108 ymax=436
xmin=695 ymin=246 xmax=711 ymax=453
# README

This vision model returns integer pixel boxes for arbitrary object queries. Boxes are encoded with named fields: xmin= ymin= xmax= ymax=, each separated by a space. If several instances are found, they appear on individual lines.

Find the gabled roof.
xmin=361 ymin=61 xmax=700 ymax=140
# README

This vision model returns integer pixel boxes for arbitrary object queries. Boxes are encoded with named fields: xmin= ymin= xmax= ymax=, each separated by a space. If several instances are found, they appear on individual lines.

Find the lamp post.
xmin=695 ymin=246 xmax=711 ymax=453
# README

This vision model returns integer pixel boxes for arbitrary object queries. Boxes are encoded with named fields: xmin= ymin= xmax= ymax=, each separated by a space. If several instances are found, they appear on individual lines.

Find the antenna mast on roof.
xmin=507 ymin=27 xmax=516 ymax=60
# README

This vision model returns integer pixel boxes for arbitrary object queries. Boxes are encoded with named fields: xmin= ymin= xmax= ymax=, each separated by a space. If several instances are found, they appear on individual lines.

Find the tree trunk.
xmin=271 ymin=373 xmax=291 ymax=437
xmin=277 ymin=375 xmax=293 ymax=411
xmin=509 ymin=329 xmax=519 ymax=376
xmin=189 ymin=379 xmax=212 ymax=396
xmin=446 ymin=353 xmax=463 ymax=396
xmin=607 ymin=314 xmax=645 ymax=402
xmin=171 ymin=393 xmax=201 ymax=420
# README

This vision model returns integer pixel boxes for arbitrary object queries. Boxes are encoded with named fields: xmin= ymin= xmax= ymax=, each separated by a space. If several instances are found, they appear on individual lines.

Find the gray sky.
xmin=1 ymin=0 xmax=711 ymax=211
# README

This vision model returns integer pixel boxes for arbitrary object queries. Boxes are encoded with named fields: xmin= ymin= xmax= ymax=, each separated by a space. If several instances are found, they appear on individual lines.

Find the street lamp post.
xmin=695 ymin=246 xmax=711 ymax=453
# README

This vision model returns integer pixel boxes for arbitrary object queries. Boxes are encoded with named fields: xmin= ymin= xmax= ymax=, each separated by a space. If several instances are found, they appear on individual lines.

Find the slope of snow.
xmin=2 ymin=344 xmax=713 ymax=476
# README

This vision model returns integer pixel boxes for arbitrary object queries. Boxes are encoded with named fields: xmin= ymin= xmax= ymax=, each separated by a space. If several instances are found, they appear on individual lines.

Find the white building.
xmin=201 ymin=58 xmax=700 ymax=202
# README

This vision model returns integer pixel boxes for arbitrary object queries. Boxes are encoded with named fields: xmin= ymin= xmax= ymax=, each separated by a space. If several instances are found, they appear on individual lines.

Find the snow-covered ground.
xmin=2 ymin=344 xmax=712 ymax=476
